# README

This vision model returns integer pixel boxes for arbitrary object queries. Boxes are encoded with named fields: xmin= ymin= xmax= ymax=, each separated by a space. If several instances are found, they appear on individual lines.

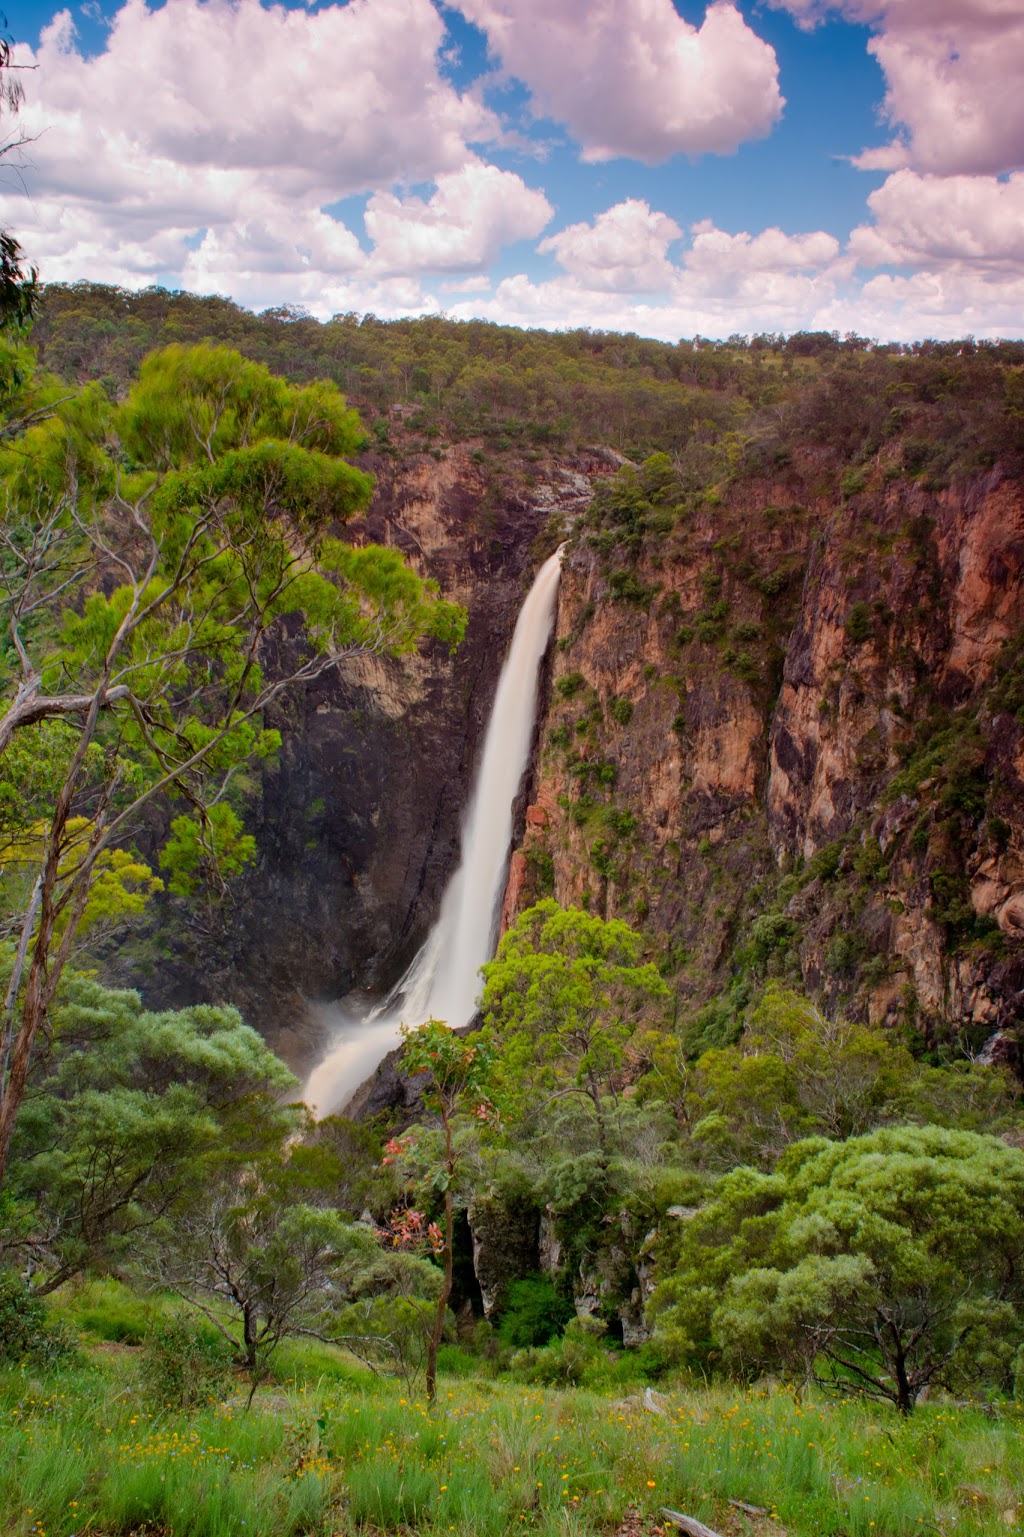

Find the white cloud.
xmin=687 ymin=221 xmax=841 ymax=277
xmin=451 ymin=0 xmax=783 ymax=161
xmin=449 ymin=204 xmax=848 ymax=337
xmin=539 ymin=201 xmax=682 ymax=292
xmin=770 ymin=0 xmax=1024 ymax=176
xmin=849 ymin=171 xmax=1024 ymax=268
xmin=365 ymin=161 xmax=552 ymax=276
xmin=0 ymin=0 xmax=558 ymax=309
xmin=23 ymin=0 xmax=497 ymax=192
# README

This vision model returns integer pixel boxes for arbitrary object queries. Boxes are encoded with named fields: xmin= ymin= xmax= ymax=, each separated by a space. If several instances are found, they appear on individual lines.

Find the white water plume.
xmin=303 ymin=548 xmax=563 ymax=1116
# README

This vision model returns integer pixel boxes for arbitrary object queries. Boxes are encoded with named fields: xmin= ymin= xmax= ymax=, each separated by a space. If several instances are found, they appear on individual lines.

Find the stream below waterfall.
xmin=303 ymin=548 xmax=563 ymax=1115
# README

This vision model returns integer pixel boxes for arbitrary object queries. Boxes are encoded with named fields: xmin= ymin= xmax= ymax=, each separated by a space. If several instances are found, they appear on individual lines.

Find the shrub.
xmin=607 ymin=570 xmax=657 ymax=608
xmin=555 ymin=672 xmax=585 ymax=701
xmin=497 ymin=1275 xmax=574 ymax=1348
xmin=844 ymin=601 xmax=873 ymax=644
xmin=0 ymin=1271 xmax=76 ymax=1367
xmin=139 ymin=1319 xmax=235 ymax=1410
xmin=609 ymin=696 xmax=634 ymax=727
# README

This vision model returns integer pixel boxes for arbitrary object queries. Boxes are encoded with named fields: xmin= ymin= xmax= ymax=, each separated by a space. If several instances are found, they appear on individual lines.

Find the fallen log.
xmin=661 ymin=1508 xmax=724 ymax=1537
xmin=728 ymin=1500 xmax=768 ymax=1518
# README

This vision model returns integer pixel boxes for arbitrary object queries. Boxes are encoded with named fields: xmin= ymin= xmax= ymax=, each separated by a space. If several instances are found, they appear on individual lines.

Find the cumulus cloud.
xmin=0 ymin=0 xmax=560 ymax=309
xmin=538 ymin=201 xmax=682 ymax=292
xmin=849 ymin=170 xmax=1024 ymax=268
xmin=770 ymin=0 xmax=1024 ymax=176
xmin=457 ymin=202 xmax=848 ymax=338
xmin=365 ymin=161 xmax=553 ymax=275
xmin=687 ymin=222 xmax=841 ymax=277
xmin=451 ymin=0 xmax=783 ymax=161
xmin=23 ymin=0 xmax=497 ymax=192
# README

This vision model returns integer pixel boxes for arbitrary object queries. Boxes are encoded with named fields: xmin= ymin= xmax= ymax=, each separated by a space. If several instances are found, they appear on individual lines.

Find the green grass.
xmin=2 ymin=1288 xmax=1022 ymax=1535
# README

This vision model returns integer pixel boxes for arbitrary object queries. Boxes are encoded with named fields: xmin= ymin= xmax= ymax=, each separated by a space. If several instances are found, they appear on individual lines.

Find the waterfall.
xmin=303 ymin=548 xmax=563 ymax=1115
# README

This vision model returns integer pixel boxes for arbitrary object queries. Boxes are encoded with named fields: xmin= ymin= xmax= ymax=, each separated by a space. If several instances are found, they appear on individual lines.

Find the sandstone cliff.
xmin=509 ymin=456 xmax=1024 ymax=1055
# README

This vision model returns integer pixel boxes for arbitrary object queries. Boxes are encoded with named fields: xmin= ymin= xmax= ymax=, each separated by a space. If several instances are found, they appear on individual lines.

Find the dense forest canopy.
xmin=30 ymin=281 xmax=1024 ymax=475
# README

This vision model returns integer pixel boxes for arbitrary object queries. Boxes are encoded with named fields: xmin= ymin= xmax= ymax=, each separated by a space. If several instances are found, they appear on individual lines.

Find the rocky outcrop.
xmin=508 ymin=461 xmax=1024 ymax=1046
xmin=467 ymin=1193 xmax=541 ymax=1318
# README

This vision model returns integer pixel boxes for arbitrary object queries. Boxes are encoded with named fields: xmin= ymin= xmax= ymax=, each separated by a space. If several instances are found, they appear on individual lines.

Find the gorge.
xmin=28 ymin=291 xmax=1024 ymax=1083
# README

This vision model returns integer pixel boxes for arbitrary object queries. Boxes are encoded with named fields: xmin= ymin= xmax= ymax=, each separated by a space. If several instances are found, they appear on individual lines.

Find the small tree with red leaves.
xmin=389 ymin=1019 xmax=495 ymax=1402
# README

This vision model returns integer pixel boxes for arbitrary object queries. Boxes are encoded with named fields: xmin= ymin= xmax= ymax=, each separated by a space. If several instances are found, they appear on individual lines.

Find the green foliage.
xmin=481 ymin=901 xmax=669 ymax=1138
xmin=524 ymin=845 xmax=555 ymax=897
xmin=3 ymin=965 xmax=297 ymax=1290
xmin=140 ymin=1317 xmax=235 ymax=1409
xmin=0 ymin=1269 xmax=75 ymax=1365
xmin=164 ymin=1194 xmax=381 ymax=1377
xmin=607 ymin=569 xmax=657 ymax=608
xmin=608 ymin=696 xmax=634 ymax=727
xmin=555 ymin=672 xmax=585 ymax=701
xmin=159 ymin=803 xmax=257 ymax=898
xmin=497 ymin=1274 xmax=574 ymax=1348
xmin=844 ymin=601 xmax=874 ymax=644
xmin=743 ymin=913 xmax=799 ymax=977
xmin=0 ymin=336 xmax=466 ymax=1190
xmin=652 ymin=1125 xmax=1024 ymax=1413
xmin=689 ymin=986 xmax=916 ymax=1167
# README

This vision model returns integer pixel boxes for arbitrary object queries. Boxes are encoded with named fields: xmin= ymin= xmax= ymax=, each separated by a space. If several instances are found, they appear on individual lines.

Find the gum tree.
xmin=0 ymin=342 xmax=465 ymax=1185
xmin=651 ymin=1125 xmax=1024 ymax=1413
xmin=480 ymin=900 xmax=668 ymax=1147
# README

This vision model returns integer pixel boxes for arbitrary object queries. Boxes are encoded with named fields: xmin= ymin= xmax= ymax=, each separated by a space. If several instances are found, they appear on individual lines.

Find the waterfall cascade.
xmin=303 ymin=548 xmax=563 ymax=1115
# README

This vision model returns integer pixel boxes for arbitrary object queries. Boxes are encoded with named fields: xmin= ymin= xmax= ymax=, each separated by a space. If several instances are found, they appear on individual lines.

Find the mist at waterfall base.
xmin=303 ymin=549 xmax=563 ymax=1117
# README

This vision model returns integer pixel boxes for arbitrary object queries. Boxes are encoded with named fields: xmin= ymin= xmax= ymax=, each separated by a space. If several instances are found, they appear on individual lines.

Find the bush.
xmin=497 ymin=1275 xmax=574 ymax=1348
xmin=607 ymin=570 xmax=657 ymax=608
xmin=508 ymin=1318 xmax=611 ymax=1386
xmin=845 ymin=601 xmax=873 ymax=644
xmin=139 ymin=1318 xmax=235 ymax=1409
xmin=0 ymin=1271 xmax=76 ymax=1367
xmin=555 ymin=672 xmax=585 ymax=701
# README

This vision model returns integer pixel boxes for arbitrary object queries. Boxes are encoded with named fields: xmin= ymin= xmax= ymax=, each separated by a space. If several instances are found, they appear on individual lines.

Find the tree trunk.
xmin=426 ymin=1103 xmax=456 ymax=1406
xmin=243 ymin=1303 xmax=258 ymax=1373
xmin=894 ymin=1343 xmax=914 ymax=1416
xmin=425 ymin=1184 xmax=453 ymax=1405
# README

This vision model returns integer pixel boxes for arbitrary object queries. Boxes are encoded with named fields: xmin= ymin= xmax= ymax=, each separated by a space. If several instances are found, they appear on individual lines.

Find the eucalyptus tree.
xmin=651 ymin=1125 xmax=1024 ymax=1413
xmin=480 ymin=900 xmax=668 ymax=1147
xmin=0 ymin=340 xmax=465 ymax=1184
xmin=0 ymin=26 xmax=37 ymax=331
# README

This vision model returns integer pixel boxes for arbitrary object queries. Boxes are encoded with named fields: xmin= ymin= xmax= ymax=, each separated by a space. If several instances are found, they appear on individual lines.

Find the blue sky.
xmin=4 ymin=0 xmax=1024 ymax=339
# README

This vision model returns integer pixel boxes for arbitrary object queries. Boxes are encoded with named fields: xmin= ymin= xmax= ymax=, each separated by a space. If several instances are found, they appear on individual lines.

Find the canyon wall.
xmin=117 ymin=442 xmax=591 ymax=1066
xmin=508 ymin=456 xmax=1024 ymax=1057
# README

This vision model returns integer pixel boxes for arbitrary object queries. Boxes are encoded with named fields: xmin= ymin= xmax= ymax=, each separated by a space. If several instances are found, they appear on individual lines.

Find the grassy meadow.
xmin=1 ymin=1283 xmax=1021 ymax=1537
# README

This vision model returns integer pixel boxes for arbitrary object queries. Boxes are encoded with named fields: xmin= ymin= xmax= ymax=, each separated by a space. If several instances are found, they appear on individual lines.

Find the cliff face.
xmin=510 ymin=459 xmax=1024 ymax=1052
